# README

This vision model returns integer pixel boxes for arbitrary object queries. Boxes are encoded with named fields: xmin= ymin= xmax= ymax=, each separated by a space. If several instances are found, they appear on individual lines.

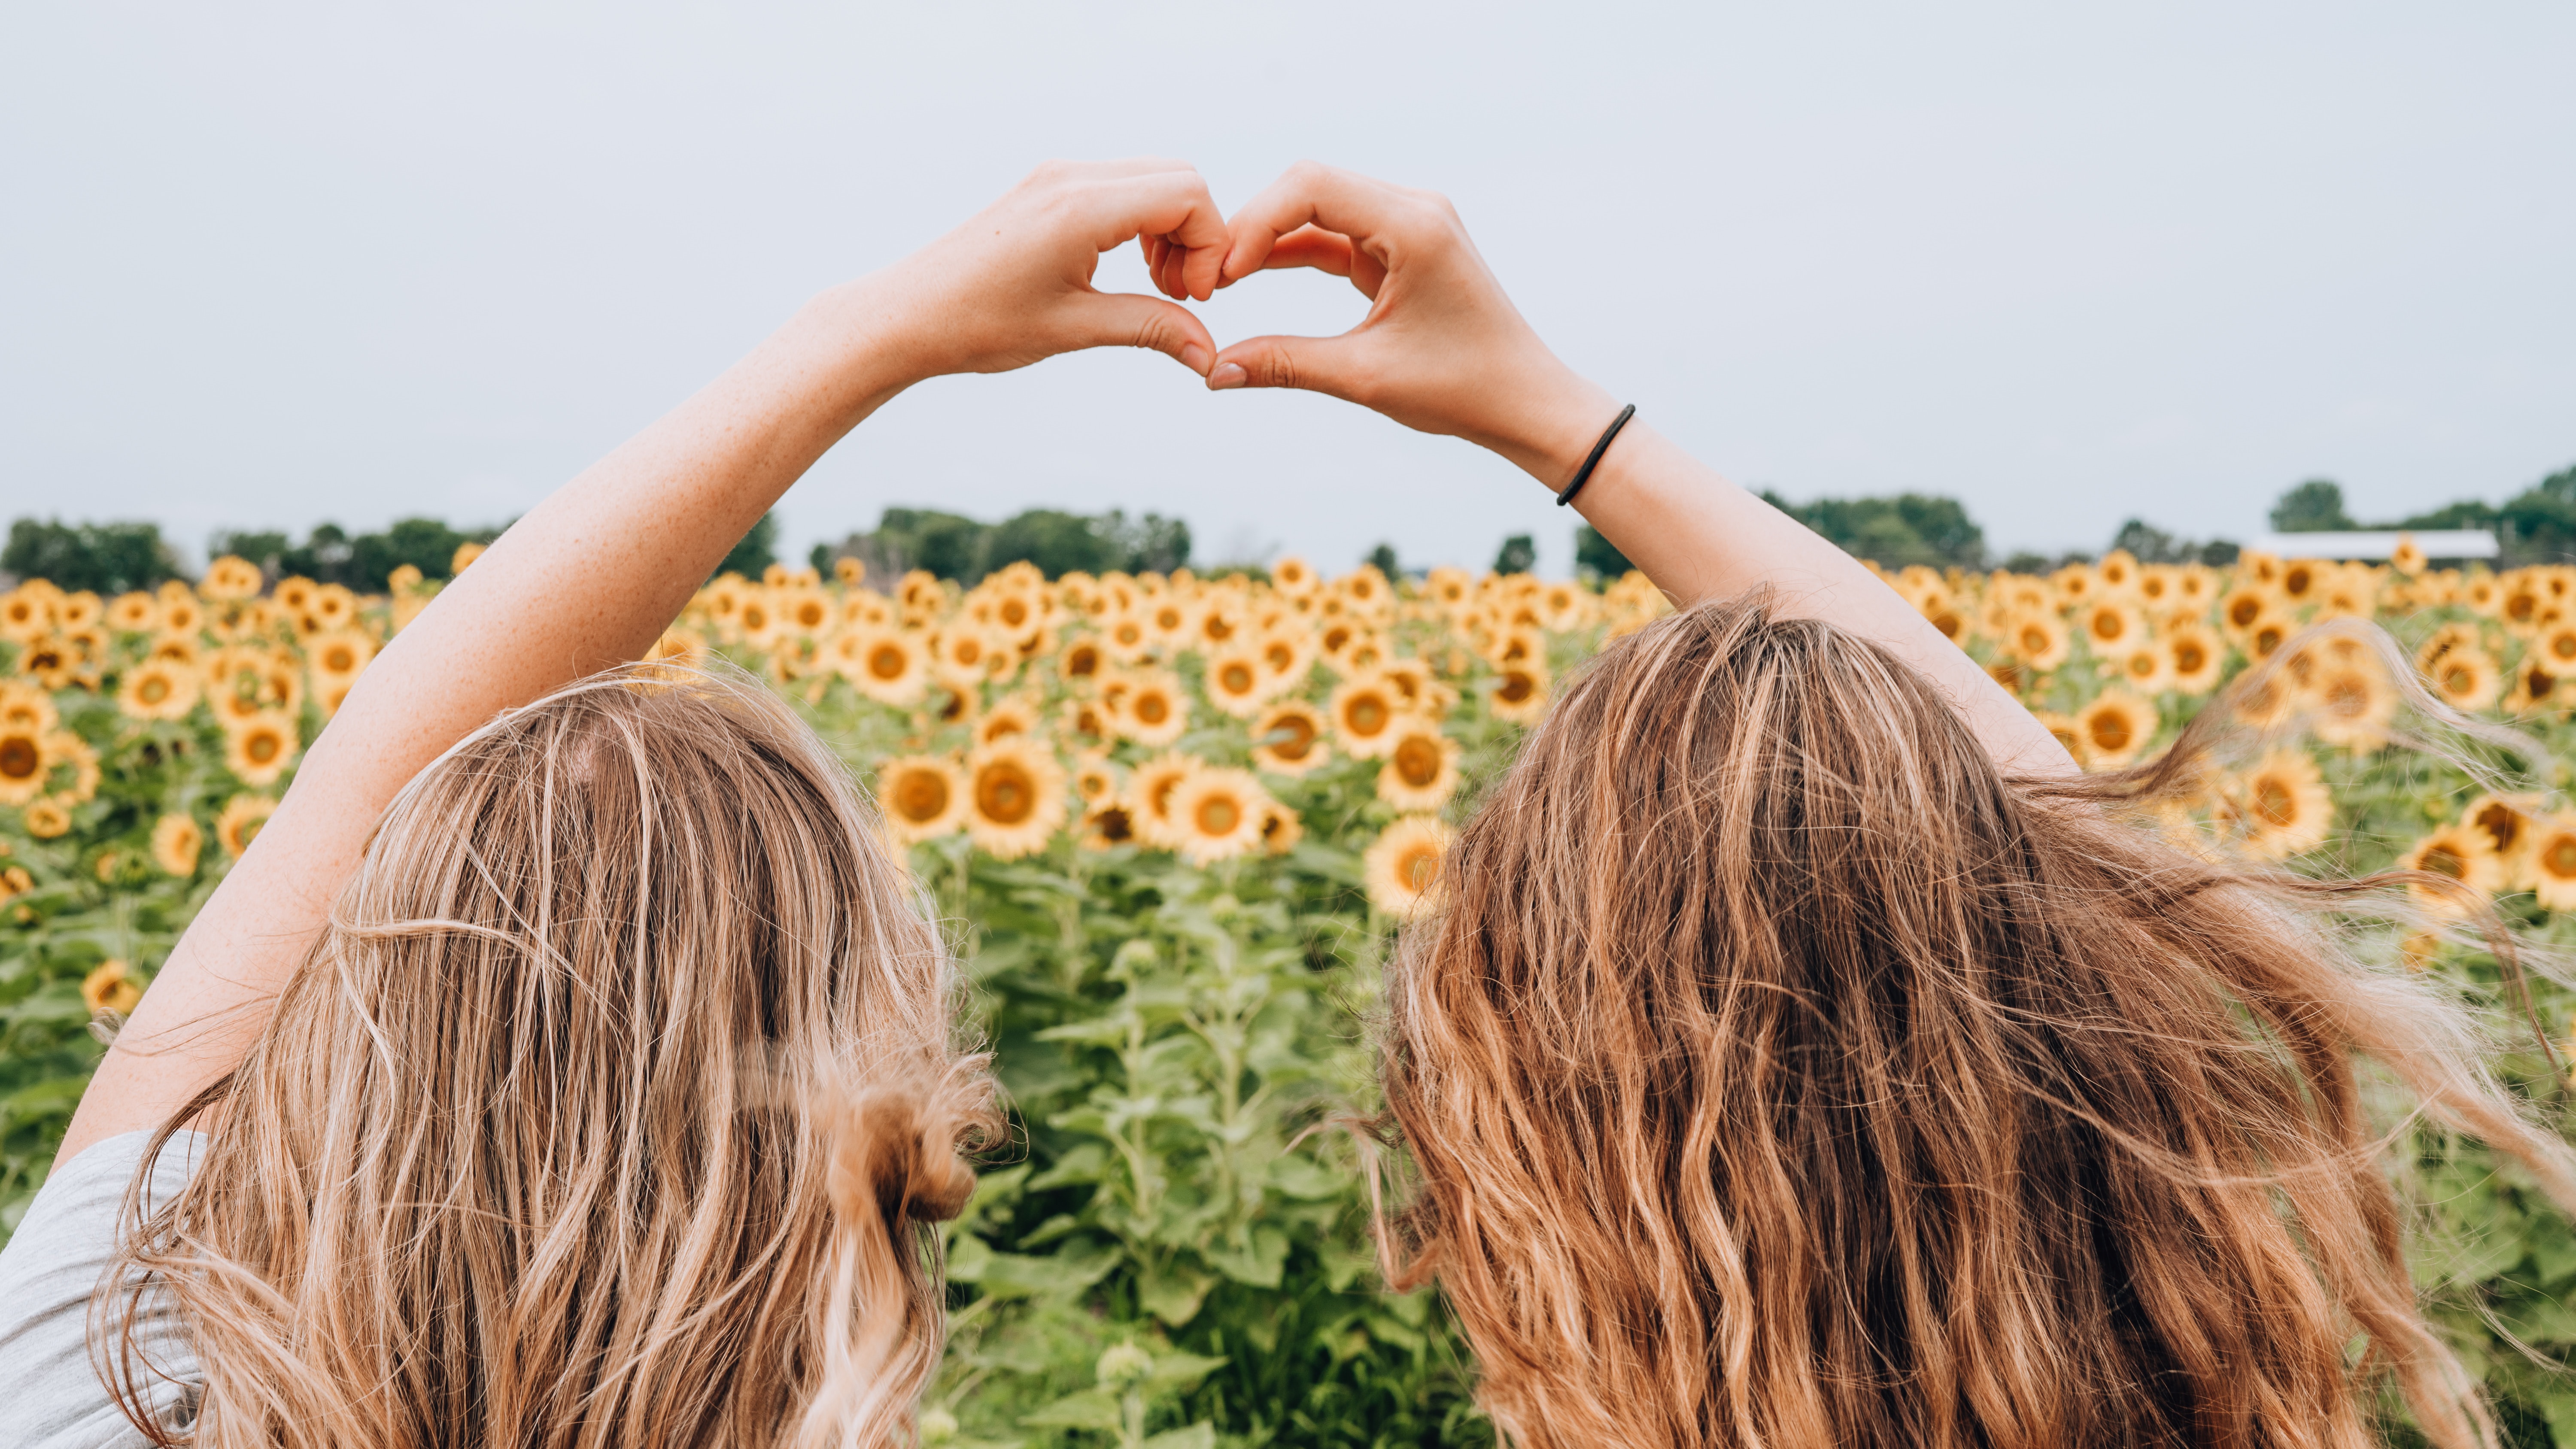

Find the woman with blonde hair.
xmin=0 ymin=159 xmax=1239 ymax=1448
xmin=1202 ymin=164 xmax=2576 ymax=1447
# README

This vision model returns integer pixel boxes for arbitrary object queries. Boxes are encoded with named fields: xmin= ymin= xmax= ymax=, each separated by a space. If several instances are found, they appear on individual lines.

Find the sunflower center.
xmin=977 ymin=764 xmax=1035 ymax=825
xmin=2089 ymin=713 xmax=2132 ymax=751
xmin=1219 ymin=663 xmax=1255 ymax=695
xmin=2255 ymin=779 xmax=2297 ymax=828
xmin=1397 ymin=844 xmax=1440 ymax=892
xmin=1000 ymin=599 xmax=1029 ymax=628
xmin=1264 ymin=643 xmax=1292 ymax=671
xmin=1347 ymin=696 xmax=1388 ymax=734
xmin=895 ymin=772 xmax=950 ymax=822
xmin=1135 ymin=694 xmax=1170 ymax=725
xmin=869 ymin=644 xmax=908 ymax=680
xmin=1267 ymin=714 xmax=1315 ymax=761
xmin=2423 ymin=846 xmax=2466 ymax=880
xmin=1066 ymin=645 xmax=1099 ymax=676
xmin=2444 ymin=664 xmax=2475 ymax=694
xmin=246 ymin=732 xmax=281 ymax=765
xmin=0 ymin=737 xmax=36 ymax=780
xmin=2474 ymin=804 xmax=2522 ymax=853
xmin=2549 ymin=839 xmax=2576 ymax=877
xmin=1195 ymin=795 xmax=1241 ymax=835
xmin=2176 ymin=641 xmax=2206 ymax=673
xmin=1093 ymin=806 xmax=1134 ymax=843
xmin=1394 ymin=736 xmax=1443 ymax=788
xmin=139 ymin=676 xmax=170 ymax=704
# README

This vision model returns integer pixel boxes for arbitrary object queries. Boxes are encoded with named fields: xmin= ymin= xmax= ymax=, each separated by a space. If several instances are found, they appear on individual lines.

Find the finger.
xmin=1215 ymin=226 xmax=1388 ymax=304
xmin=1065 ymin=291 xmax=1219 ymax=376
xmin=1220 ymin=161 xmax=1414 ymax=284
xmin=1139 ymin=234 xmax=1179 ymax=300
xmin=1026 ymin=156 xmax=1201 ymax=186
xmin=1087 ymin=171 xmax=1230 ymax=301
xmin=1205 ymin=331 xmax=1374 ymax=401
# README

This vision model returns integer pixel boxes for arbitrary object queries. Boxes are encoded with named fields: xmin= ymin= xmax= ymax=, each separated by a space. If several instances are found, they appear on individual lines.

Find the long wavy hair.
xmin=1380 ymin=594 xmax=2576 ymax=1449
xmin=100 ymin=664 xmax=995 ymax=1449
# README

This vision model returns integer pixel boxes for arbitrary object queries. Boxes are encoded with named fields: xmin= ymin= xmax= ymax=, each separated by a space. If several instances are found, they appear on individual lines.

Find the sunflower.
xmin=2462 ymin=794 xmax=2537 ymax=885
xmin=1328 ymin=674 xmax=1408 ymax=758
xmin=2163 ymin=627 xmax=2225 ymax=695
xmin=2525 ymin=816 xmax=2576 ymax=911
xmin=1986 ymin=658 xmax=2031 ymax=698
xmin=308 ymin=584 xmax=359 ymax=633
xmin=2427 ymin=646 xmax=2500 ymax=712
xmin=2081 ymin=603 xmax=2143 ymax=653
xmin=1125 ymin=752 xmax=1203 ymax=849
xmin=1250 ymin=701 xmax=1330 ymax=777
xmin=2074 ymin=691 xmax=2156 ymax=768
xmin=1364 ymin=815 xmax=1455 ymax=917
xmin=1100 ymin=609 xmax=1155 ymax=664
xmin=152 ymin=813 xmax=203 ymax=878
xmin=2400 ymin=825 xmax=2503 ymax=915
xmin=47 ymin=732 xmax=100 ymax=804
xmin=1142 ymin=595 xmax=1197 ymax=650
xmin=1071 ymin=755 xmax=1121 ymax=809
xmin=113 ymin=659 xmax=198 ymax=723
xmin=2390 ymin=535 xmax=2427 ymax=576
xmin=1059 ymin=635 xmax=1107 ymax=683
xmin=1114 ymin=669 xmax=1191 ymax=747
xmin=1490 ymin=659 xmax=1552 ymax=726
xmin=1272 ymin=556 xmax=1318 ymax=595
xmin=200 ymin=555 xmax=264 ymax=600
xmin=2224 ymin=750 xmax=2333 ymax=859
xmin=1079 ymin=801 xmax=1141 ymax=851
xmin=224 ymin=712 xmax=300 ymax=786
xmin=83 ymin=959 xmax=141 ymax=1016
xmin=1255 ymin=629 xmax=1315 ymax=693
xmin=106 ymin=591 xmax=158 ymax=632
xmin=17 ymin=635 xmax=79 ymax=690
xmin=1203 ymin=647 xmax=1271 ymax=718
xmin=0 ymin=725 xmax=49 ymax=805
xmin=976 ymin=697 xmax=1041 ymax=748
xmin=307 ymin=629 xmax=376 ymax=682
xmin=2050 ymin=564 xmax=2098 ymax=608
xmin=0 ymin=682 xmax=59 ymax=735
xmin=2461 ymin=574 xmax=2503 ymax=615
xmin=1167 ymin=767 xmax=1270 ymax=867
xmin=964 ymin=739 xmax=1067 ymax=861
xmin=216 ymin=794 xmax=279 ymax=858
xmin=451 ymin=542 xmax=486 ymax=574
xmin=2218 ymin=587 xmax=2271 ymax=639
xmin=2004 ymin=611 xmax=2071 ymax=672
xmin=2306 ymin=661 xmax=2395 ymax=752
xmin=24 ymin=798 xmax=72 ymax=839
xmin=2108 ymin=643 xmax=2170 ymax=694
xmin=1259 ymin=799 xmax=1304 ymax=856
xmin=837 ymin=627 xmax=928 ymax=706
xmin=2276 ymin=558 xmax=2327 ymax=606
xmin=875 ymin=755 xmax=968 ymax=843
xmin=1378 ymin=722 xmax=1462 ymax=812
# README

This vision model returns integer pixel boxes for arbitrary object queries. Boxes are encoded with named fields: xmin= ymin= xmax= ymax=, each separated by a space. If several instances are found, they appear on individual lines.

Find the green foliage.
xmin=1489 ymin=535 xmax=1535 ymax=577
xmin=1362 ymin=543 xmax=1401 ymax=580
xmin=3 ymin=520 xmax=182 ymax=595
xmin=825 ymin=508 xmax=1193 ymax=586
xmin=210 ymin=517 xmax=503 ymax=591
xmin=2271 ymin=478 xmax=2359 ymax=533
xmin=1759 ymin=490 xmax=1986 ymax=569
xmin=1573 ymin=524 xmax=1631 ymax=580
xmin=717 ymin=511 xmax=780 ymax=581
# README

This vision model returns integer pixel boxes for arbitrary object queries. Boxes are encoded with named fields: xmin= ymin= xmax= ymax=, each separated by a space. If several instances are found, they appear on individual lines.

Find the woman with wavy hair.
xmin=1202 ymin=164 xmax=2576 ymax=1447
xmin=0 ymin=159 xmax=1240 ymax=1449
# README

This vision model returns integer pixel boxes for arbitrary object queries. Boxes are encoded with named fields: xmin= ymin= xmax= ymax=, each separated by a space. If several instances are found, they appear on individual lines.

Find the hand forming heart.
xmin=872 ymin=159 xmax=1625 ymax=496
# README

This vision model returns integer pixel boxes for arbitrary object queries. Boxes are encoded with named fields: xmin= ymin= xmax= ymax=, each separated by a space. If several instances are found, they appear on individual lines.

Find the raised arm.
xmin=1203 ymin=162 xmax=2071 ymax=776
xmin=56 ymin=159 xmax=1233 ymax=1167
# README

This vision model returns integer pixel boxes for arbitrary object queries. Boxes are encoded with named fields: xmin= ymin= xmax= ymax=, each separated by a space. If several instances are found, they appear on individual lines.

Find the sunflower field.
xmin=6 ymin=540 xmax=2576 ymax=1445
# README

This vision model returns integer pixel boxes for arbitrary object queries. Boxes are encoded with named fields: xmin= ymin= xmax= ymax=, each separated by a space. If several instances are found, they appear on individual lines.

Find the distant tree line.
xmin=814 ymin=507 xmax=1191 ymax=584
xmin=2267 ymin=466 xmax=2576 ymax=566
xmin=7 ymin=460 xmax=2571 ymax=594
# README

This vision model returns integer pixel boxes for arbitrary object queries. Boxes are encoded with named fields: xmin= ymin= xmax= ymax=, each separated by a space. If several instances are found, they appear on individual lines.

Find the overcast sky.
xmin=5 ymin=2 xmax=2571 ymax=576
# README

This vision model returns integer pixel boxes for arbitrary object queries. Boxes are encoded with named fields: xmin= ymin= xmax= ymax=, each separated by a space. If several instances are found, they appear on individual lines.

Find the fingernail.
xmin=1181 ymin=343 xmax=1212 ymax=375
xmin=1208 ymin=363 xmax=1248 ymax=391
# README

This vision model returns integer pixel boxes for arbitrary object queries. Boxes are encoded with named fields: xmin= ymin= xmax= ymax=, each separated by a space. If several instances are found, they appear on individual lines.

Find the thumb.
xmin=1206 ymin=332 xmax=1371 ymax=400
xmin=1063 ymin=291 xmax=1217 ymax=376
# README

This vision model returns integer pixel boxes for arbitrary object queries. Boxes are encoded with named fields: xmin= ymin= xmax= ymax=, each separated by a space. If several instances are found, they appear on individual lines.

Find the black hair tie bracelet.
xmin=1554 ymin=403 xmax=1635 ymax=508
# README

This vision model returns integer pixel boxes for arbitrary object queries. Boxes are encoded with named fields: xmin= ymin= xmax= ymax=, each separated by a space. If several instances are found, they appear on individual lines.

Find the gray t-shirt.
xmin=0 ymin=1132 xmax=205 ymax=1449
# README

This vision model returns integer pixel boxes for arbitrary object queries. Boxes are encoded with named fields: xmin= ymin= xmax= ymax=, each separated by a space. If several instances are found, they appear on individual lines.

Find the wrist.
xmin=1476 ymin=368 xmax=1623 ymax=493
xmin=787 ymin=276 xmax=937 ymax=419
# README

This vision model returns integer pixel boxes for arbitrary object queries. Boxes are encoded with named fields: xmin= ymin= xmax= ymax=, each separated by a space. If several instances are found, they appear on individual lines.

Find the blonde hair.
xmin=1381 ymin=595 xmax=2576 ymax=1449
xmin=100 ymin=664 xmax=994 ymax=1448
